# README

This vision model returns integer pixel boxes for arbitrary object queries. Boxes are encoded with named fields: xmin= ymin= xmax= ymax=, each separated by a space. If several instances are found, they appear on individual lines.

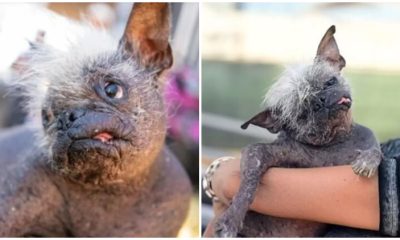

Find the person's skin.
xmin=203 ymin=157 xmax=380 ymax=237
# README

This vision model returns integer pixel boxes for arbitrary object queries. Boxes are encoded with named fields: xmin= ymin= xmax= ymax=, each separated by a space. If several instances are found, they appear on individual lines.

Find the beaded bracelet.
xmin=202 ymin=156 xmax=235 ymax=201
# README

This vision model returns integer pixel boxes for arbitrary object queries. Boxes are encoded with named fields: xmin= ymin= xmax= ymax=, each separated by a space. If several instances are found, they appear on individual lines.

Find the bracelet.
xmin=202 ymin=156 xmax=235 ymax=201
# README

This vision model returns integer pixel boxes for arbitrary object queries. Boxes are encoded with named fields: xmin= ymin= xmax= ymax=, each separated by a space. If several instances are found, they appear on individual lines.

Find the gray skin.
xmin=0 ymin=126 xmax=190 ymax=237
xmin=0 ymin=3 xmax=191 ymax=237
xmin=214 ymin=26 xmax=382 ymax=237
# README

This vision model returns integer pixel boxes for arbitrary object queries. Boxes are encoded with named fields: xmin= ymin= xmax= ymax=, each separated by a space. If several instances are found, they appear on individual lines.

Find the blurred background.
xmin=0 ymin=3 xmax=199 ymax=237
xmin=202 ymin=2 xmax=400 ymax=233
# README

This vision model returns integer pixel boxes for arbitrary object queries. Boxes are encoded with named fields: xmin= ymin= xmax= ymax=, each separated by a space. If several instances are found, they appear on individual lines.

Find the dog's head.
xmin=242 ymin=26 xmax=353 ymax=146
xmin=20 ymin=3 xmax=172 ymax=186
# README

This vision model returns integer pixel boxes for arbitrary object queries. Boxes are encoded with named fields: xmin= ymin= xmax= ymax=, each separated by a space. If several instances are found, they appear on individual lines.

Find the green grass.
xmin=203 ymin=60 xmax=400 ymax=146
xmin=349 ymin=71 xmax=400 ymax=141
xmin=202 ymin=60 xmax=283 ymax=119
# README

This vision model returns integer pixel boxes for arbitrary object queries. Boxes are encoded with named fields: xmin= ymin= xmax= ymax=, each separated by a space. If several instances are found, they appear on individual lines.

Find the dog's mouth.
xmin=337 ymin=96 xmax=352 ymax=109
xmin=69 ymin=126 xmax=130 ymax=144
xmin=327 ymin=95 xmax=351 ymax=111
xmin=67 ymin=132 xmax=121 ymax=161
xmin=67 ymin=125 xmax=133 ymax=159
xmin=92 ymin=131 xmax=114 ymax=143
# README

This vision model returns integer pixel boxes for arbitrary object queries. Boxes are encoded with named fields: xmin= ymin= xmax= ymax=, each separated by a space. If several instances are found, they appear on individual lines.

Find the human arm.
xmin=211 ymin=157 xmax=380 ymax=231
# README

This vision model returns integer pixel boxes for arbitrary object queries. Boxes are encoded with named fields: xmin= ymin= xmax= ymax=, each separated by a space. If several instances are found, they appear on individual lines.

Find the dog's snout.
xmin=57 ymin=109 xmax=86 ymax=130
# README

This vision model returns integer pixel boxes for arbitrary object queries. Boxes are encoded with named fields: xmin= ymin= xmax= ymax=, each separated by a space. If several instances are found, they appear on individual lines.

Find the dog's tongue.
xmin=337 ymin=97 xmax=351 ymax=105
xmin=93 ymin=132 xmax=113 ymax=142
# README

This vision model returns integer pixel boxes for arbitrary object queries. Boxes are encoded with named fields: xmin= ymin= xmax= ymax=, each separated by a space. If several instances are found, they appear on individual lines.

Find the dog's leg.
xmin=0 ymin=157 xmax=65 ymax=236
xmin=214 ymin=143 xmax=277 ymax=237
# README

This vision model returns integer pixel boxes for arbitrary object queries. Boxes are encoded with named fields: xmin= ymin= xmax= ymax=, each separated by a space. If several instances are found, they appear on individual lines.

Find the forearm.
xmin=212 ymin=159 xmax=380 ymax=231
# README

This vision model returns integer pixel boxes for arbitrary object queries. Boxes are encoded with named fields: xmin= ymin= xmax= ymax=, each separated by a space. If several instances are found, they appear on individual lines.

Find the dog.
xmin=0 ymin=3 xmax=191 ymax=237
xmin=214 ymin=25 xmax=382 ymax=237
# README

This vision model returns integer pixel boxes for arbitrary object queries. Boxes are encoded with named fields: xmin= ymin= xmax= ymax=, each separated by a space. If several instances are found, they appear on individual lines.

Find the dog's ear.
xmin=315 ymin=25 xmax=346 ymax=71
xmin=119 ymin=3 xmax=172 ymax=74
xmin=241 ymin=110 xmax=281 ymax=133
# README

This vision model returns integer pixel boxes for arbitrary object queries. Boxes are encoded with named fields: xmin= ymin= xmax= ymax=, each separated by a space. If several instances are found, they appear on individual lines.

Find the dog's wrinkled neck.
xmin=282 ymin=111 xmax=354 ymax=147
xmin=43 ymin=143 xmax=165 ymax=194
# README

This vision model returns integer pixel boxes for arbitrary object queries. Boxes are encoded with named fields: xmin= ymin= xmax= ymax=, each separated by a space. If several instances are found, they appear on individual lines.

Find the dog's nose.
xmin=68 ymin=109 xmax=85 ymax=122
xmin=57 ymin=109 xmax=86 ymax=130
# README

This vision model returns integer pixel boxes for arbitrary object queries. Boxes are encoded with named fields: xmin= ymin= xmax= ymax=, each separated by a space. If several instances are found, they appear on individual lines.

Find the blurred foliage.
xmin=203 ymin=60 xmax=400 ymax=146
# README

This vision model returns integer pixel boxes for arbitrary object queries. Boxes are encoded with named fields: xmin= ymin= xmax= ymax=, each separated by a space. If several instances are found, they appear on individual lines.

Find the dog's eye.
xmin=325 ymin=77 xmax=338 ymax=87
xmin=104 ymin=82 xmax=123 ymax=99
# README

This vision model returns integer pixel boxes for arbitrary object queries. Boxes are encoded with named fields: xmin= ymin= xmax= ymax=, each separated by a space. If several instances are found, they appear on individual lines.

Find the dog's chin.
xmin=69 ymin=138 xmax=122 ymax=160
xmin=296 ymin=108 xmax=353 ymax=146
xmin=51 ymin=137 xmax=133 ymax=186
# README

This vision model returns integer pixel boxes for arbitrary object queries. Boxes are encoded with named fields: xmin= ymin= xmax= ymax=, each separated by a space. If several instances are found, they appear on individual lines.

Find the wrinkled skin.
xmin=0 ymin=125 xmax=191 ymax=237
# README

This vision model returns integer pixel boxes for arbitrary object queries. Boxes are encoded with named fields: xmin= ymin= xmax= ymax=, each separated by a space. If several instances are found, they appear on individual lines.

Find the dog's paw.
xmin=214 ymin=212 xmax=242 ymax=238
xmin=351 ymin=149 xmax=381 ymax=178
